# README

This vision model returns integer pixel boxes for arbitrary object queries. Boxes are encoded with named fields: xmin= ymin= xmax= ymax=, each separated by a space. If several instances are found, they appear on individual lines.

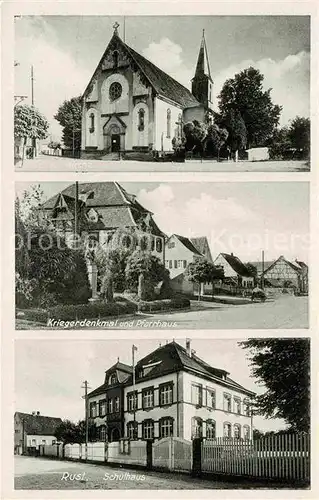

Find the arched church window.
xmin=138 ymin=108 xmax=145 ymax=131
xmin=109 ymin=82 xmax=122 ymax=101
xmin=167 ymin=109 xmax=171 ymax=138
xmin=112 ymin=50 xmax=119 ymax=68
xmin=89 ymin=113 xmax=95 ymax=133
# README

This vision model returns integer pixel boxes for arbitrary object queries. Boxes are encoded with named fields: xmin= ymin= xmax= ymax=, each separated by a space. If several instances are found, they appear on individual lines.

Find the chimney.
xmin=186 ymin=338 xmax=191 ymax=357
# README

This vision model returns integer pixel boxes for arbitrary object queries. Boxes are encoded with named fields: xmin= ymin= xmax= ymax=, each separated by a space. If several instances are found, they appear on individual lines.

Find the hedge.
xmin=137 ymin=296 xmax=190 ymax=313
xmin=17 ymin=301 xmax=138 ymax=324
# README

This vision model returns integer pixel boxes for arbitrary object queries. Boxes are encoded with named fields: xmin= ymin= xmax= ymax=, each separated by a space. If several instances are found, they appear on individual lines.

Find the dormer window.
xmin=108 ymin=373 xmax=117 ymax=385
xmin=86 ymin=208 xmax=98 ymax=223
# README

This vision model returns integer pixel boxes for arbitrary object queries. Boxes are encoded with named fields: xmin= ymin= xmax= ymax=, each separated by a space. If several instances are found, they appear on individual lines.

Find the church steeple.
xmin=192 ymin=30 xmax=213 ymax=111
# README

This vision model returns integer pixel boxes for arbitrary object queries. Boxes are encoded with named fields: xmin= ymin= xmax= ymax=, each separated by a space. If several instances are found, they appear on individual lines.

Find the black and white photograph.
xmin=14 ymin=337 xmax=310 ymax=490
xmin=14 ymin=15 xmax=310 ymax=172
xmin=15 ymin=181 xmax=309 ymax=330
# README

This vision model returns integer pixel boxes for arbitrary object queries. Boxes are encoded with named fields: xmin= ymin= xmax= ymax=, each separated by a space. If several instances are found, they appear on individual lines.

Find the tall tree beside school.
xmin=239 ymin=338 xmax=310 ymax=432
xmin=218 ymin=67 xmax=282 ymax=148
xmin=54 ymin=96 xmax=82 ymax=150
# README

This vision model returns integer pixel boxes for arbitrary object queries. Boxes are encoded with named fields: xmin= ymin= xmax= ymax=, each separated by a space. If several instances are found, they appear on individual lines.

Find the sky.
xmin=15 ymin=338 xmax=290 ymax=432
xmin=14 ymin=15 xmax=310 ymax=140
xmin=16 ymin=181 xmax=309 ymax=262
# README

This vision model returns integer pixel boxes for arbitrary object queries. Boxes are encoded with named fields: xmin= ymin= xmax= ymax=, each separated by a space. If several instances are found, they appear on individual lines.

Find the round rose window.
xmin=109 ymin=82 xmax=122 ymax=101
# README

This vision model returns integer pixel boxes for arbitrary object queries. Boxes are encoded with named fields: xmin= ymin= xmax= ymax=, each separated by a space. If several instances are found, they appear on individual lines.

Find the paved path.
xmin=15 ymin=155 xmax=309 ymax=172
xmin=14 ymin=456 xmax=292 ymax=490
xmin=16 ymin=295 xmax=308 ymax=330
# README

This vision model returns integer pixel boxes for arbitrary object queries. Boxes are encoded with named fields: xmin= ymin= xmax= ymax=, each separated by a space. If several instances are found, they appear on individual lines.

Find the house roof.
xmin=83 ymin=32 xmax=200 ymax=109
xmin=40 ymin=182 xmax=165 ymax=237
xmin=262 ymin=255 xmax=302 ymax=275
xmin=190 ymin=237 xmax=212 ymax=262
xmin=218 ymin=253 xmax=253 ymax=278
xmin=249 ymin=261 xmax=275 ymax=275
xmin=15 ymin=412 xmax=62 ymax=436
xmin=88 ymin=362 xmax=133 ymax=398
xmin=173 ymin=234 xmax=204 ymax=256
xmin=128 ymin=341 xmax=254 ymax=396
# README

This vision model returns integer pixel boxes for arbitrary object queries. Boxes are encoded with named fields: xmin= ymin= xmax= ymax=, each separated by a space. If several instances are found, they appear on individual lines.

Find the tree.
xmin=183 ymin=120 xmax=207 ymax=155
xmin=288 ymin=116 xmax=310 ymax=157
xmin=55 ymin=419 xmax=97 ymax=444
xmin=239 ymin=339 xmax=310 ymax=432
xmin=125 ymin=250 xmax=168 ymax=300
xmin=54 ymin=96 xmax=82 ymax=150
xmin=14 ymin=104 xmax=49 ymax=160
xmin=185 ymin=260 xmax=224 ymax=300
xmin=218 ymin=67 xmax=282 ymax=147
xmin=205 ymin=123 xmax=229 ymax=160
xmin=245 ymin=263 xmax=258 ymax=284
xmin=268 ymin=126 xmax=292 ymax=159
xmin=14 ymin=104 xmax=49 ymax=142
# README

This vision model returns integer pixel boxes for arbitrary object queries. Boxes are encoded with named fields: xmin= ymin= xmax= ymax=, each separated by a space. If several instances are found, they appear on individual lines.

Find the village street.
xmin=15 ymin=155 xmax=309 ymax=173
xmin=14 ymin=456 xmax=291 ymax=490
xmin=127 ymin=295 xmax=308 ymax=330
xmin=16 ymin=295 xmax=308 ymax=330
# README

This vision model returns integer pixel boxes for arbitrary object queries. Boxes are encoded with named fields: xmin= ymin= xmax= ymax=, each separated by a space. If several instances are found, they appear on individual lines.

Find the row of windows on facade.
xmin=166 ymin=259 xmax=188 ymax=270
xmin=28 ymin=438 xmax=56 ymax=446
xmin=88 ymin=104 xmax=182 ymax=141
xmin=96 ymin=418 xmax=250 ymax=441
xmin=191 ymin=384 xmax=251 ymax=416
xmin=90 ymin=383 xmax=250 ymax=417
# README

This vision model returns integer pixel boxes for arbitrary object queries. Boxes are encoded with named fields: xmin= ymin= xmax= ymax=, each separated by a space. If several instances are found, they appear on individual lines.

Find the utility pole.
xmin=31 ymin=65 xmax=34 ymax=105
xmin=132 ymin=345 xmax=137 ymax=438
xmin=261 ymin=250 xmax=265 ymax=289
xmin=81 ymin=380 xmax=90 ymax=460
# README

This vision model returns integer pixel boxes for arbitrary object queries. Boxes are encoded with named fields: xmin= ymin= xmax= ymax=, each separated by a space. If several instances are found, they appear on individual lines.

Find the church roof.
xmin=83 ymin=32 xmax=200 ymax=109
xmin=123 ymin=42 xmax=200 ymax=108
xmin=193 ymin=30 xmax=212 ymax=81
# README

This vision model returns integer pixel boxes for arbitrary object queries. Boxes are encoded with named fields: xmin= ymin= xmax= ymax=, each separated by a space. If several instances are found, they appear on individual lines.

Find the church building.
xmin=81 ymin=23 xmax=213 ymax=159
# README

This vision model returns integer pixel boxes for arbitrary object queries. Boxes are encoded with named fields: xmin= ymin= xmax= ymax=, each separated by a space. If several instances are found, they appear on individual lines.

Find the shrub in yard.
xmin=48 ymin=301 xmax=137 ymax=321
xmin=137 ymin=296 xmax=190 ymax=313
xmin=17 ymin=308 xmax=49 ymax=324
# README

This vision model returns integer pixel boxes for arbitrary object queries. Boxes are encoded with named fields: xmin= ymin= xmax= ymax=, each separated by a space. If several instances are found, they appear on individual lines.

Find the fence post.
xmin=171 ymin=437 xmax=175 ymax=471
xmin=146 ymin=440 xmax=153 ymax=470
xmin=104 ymin=441 xmax=108 ymax=462
xmin=192 ymin=438 xmax=202 ymax=477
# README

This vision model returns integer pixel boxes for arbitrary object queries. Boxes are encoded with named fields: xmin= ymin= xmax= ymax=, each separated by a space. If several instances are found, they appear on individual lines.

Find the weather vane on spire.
xmin=113 ymin=22 xmax=120 ymax=35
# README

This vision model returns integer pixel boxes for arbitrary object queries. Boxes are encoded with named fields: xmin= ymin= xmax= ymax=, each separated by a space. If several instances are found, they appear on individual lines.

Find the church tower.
xmin=191 ymin=30 xmax=213 ymax=111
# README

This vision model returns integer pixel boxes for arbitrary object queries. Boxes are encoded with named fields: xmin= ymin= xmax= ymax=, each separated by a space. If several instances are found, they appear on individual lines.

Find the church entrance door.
xmin=111 ymin=134 xmax=120 ymax=152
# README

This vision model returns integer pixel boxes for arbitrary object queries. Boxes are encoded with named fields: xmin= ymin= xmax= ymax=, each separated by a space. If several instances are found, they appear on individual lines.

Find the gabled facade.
xmin=260 ymin=255 xmax=308 ymax=293
xmin=123 ymin=341 xmax=254 ymax=442
xmin=87 ymin=361 xmax=132 ymax=442
xmin=81 ymin=24 xmax=212 ymax=158
xmin=214 ymin=253 xmax=254 ymax=287
xmin=39 ymin=181 xmax=166 ymax=263
xmin=165 ymin=234 xmax=205 ymax=279
xmin=14 ymin=411 xmax=62 ymax=455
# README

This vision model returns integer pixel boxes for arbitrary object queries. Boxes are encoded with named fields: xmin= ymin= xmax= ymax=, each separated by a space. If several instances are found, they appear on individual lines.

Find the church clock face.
xmin=109 ymin=82 xmax=122 ymax=101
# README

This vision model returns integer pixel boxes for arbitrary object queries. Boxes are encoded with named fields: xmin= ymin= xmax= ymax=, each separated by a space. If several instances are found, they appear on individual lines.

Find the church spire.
xmin=194 ymin=29 xmax=211 ymax=80
xmin=191 ymin=30 xmax=213 ymax=111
